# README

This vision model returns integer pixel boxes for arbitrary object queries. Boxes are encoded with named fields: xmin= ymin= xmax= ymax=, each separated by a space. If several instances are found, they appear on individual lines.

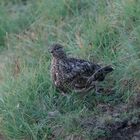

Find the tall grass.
xmin=0 ymin=0 xmax=140 ymax=139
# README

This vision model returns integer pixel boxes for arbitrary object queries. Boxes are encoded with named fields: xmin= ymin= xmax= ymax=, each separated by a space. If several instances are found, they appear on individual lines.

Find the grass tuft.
xmin=0 ymin=0 xmax=140 ymax=139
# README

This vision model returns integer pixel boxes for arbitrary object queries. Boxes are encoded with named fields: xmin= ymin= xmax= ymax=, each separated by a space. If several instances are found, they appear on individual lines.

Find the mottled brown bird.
xmin=50 ymin=44 xmax=113 ymax=94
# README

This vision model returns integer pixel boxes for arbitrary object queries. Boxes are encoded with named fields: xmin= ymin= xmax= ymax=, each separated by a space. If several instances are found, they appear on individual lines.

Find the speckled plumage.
xmin=50 ymin=44 xmax=113 ymax=94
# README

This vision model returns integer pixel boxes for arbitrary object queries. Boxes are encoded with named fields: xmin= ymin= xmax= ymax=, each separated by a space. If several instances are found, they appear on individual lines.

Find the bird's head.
xmin=49 ymin=44 xmax=66 ymax=59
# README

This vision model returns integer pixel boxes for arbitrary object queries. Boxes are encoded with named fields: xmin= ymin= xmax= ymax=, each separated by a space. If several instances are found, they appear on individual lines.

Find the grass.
xmin=0 ymin=0 xmax=140 ymax=139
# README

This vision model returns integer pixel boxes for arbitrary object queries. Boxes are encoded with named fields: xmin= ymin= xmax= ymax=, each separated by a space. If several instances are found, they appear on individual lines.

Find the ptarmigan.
xmin=50 ymin=43 xmax=113 ymax=94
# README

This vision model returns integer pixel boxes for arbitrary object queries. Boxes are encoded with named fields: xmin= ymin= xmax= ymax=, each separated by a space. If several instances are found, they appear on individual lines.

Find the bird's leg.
xmin=61 ymin=91 xmax=71 ymax=100
xmin=61 ymin=92 xmax=68 ymax=96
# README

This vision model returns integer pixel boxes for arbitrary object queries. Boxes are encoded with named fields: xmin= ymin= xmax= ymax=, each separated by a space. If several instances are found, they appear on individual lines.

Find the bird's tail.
xmin=86 ymin=66 xmax=114 ymax=86
xmin=101 ymin=65 xmax=114 ymax=74
xmin=93 ymin=65 xmax=114 ymax=81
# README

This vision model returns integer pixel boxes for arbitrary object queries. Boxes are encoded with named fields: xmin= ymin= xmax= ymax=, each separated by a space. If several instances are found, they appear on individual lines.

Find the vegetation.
xmin=0 ymin=0 xmax=140 ymax=139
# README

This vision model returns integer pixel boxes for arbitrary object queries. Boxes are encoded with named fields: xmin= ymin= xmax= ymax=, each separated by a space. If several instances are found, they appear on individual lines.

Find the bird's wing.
xmin=61 ymin=58 xmax=100 ymax=80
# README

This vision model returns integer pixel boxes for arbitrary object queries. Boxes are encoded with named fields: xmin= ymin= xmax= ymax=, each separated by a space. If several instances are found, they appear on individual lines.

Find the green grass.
xmin=0 ymin=0 xmax=140 ymax=139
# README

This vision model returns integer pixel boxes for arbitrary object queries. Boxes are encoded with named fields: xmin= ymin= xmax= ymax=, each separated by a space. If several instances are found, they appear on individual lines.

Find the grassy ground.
xmin=0 ymin=0 xmax=140 ymax=139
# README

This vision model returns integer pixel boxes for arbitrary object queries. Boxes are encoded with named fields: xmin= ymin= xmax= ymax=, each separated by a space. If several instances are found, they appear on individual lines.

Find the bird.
xmin=50 ymin=43 xmax=113 ymax=94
